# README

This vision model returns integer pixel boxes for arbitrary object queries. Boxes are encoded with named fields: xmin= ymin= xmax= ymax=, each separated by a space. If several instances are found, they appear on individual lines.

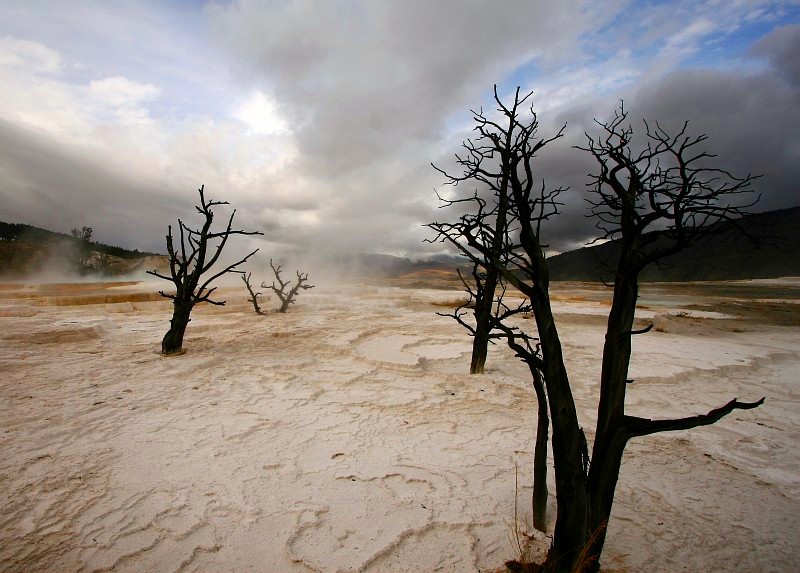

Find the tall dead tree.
xmin=573 ymin=105 xmax=764 ymax=569
xmin=428 ymin=88 xmax=524 ymax=375
xmin=263 ymin=258 xmax=314 ymax=313
xmin=455 ymin=97 xmax=764 ymax=572
xmin=429 ymin=86 xmax=561 ymax=532
xmin=148 ymin=185 xmax=262 ymax=354
xmin=241 ymin=272 xmax=267 ymax=315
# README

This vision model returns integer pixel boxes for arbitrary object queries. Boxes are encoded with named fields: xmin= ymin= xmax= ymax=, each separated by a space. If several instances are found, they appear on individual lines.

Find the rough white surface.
xmin=1 ymin=281 xmax=798 ymax=572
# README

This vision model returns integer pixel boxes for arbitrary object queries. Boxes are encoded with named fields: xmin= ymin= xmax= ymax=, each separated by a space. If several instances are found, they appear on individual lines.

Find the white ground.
xmin=1 ymin=280 xmax=798 ymax=572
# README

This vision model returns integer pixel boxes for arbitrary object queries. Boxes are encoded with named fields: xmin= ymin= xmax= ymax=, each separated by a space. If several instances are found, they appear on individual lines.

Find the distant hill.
xmin=0 ymin=221 xmax=161 ymax=259
xmin=326 ymin=253 xmax=466 ymax=278
xmin=0 ymin=220 xmax=165 ymax=277
xmin=547 ymin=206 xmax=800 ymax=282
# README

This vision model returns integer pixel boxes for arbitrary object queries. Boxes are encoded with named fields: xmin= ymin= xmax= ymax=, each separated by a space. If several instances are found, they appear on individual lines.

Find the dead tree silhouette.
xmin=148 ymin=185 xmax=262 ymax=354
xmin=427 ymin=87 xmax=531 ymax=375
xmin=263 ymin=258 xmax=314 ymax=313
xmin=436 ymin=91 xmax=764 ymax=572
xmin=568 ymin=104 xmax=764 ymax=571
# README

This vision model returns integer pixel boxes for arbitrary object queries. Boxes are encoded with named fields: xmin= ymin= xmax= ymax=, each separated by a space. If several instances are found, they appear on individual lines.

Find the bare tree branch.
xmin=624 ymin=397 xmax=765 ymax=437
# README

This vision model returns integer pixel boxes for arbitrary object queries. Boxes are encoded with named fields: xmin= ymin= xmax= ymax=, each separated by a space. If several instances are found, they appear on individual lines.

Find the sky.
xmin=0 ymin=0 xmax=798 ymax=258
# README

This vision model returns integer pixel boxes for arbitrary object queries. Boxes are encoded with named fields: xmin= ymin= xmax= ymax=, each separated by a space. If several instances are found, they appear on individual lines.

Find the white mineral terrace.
xmin=1 ymin=280 xmax=798 ymax=572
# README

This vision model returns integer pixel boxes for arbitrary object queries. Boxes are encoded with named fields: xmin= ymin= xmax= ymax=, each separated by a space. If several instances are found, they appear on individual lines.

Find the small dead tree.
xmin=263 ymin=258 xmax=314 ymax=313
xmin=241 ymin=271 xmax=267 ymax=315
xmin=147 ymin=185 xmax=262 ymax=354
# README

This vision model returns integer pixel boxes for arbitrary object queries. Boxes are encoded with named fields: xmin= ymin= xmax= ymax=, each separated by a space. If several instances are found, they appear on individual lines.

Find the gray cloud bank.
xmin=0 ymin=3 xmax=797 ymax=259
xmin=213 ymin=4 xmax=800 ymax=255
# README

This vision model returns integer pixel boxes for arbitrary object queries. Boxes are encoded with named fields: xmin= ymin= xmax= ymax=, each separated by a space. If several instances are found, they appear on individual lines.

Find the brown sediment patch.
xmin=35 ymin=281 xmax=142 ymax=293
xmin=0 ymin=293 xmax=36 ymax=302
xmin=551 ymin=294 xmax=589 ymax=303
xmin=393 ymin=280 xmax=462 ymax=290
xmin=38 ymin=292 xmax=164 ymax=307
xmin=382 ymin=268 xmax=466 ymax=290
xmin=430 ymin=297 xmax=473 ymax=309
xmin=0 ymin=281 xmax=167 ymax=308
xmin=0 ymin=306 xmax=38 ymax=317
xmin=3 ymin=324 xmax=106 ymax=344
xmin=686 ymin=300 xmax=800 ymax=327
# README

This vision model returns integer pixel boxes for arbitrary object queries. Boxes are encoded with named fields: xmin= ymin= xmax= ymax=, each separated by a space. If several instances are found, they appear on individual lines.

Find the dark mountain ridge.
xmin=546 ymin=206 xmax=800 ymax=282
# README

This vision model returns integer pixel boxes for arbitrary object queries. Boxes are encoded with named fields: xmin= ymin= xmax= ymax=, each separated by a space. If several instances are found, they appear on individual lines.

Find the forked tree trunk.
xmin=162 ymin=300 xmax=193 ymax=355
xmin=528 ymin=276 xmax=589 ymax=572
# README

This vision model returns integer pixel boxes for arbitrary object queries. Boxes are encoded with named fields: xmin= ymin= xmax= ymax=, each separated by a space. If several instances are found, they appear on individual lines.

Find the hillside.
xmin=547 ymin=206 xmax=800 ymax=282
xmin=0 ymin=221 xmax=166 ymax=278
xmin=0 ymin=221 xmax=161 ymax=259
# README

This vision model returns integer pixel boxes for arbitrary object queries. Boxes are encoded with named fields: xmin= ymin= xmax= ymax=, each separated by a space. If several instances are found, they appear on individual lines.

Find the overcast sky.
xmin=0 ymin=0 xmax=798 ymax=257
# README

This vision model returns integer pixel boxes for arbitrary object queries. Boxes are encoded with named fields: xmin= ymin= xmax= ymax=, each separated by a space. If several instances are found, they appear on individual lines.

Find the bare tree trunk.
xmin=535 ymin=298 xmax=589 ymax=573
xmin=470 ymin=267 xmax=498 ymax=374
xmin=162 ymin=300 xmax=192 ymax=355
xmin=469 ymin=335 xmax=489 ymax=374
xmin=585 ymin=267 xmax=639 ymax=563
xmin=513 ymin=254 xmax=589 ymax=570
xmin=532 ymin=365 xmax=549 ymax=532
xmin=242 ymin=272 xmax=266 ymax=315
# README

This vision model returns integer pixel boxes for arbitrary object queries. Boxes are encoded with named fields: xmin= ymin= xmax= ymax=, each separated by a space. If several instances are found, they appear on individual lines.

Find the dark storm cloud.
xmin=1 ymin=2 xmax=797 ymax=260
xmin=752 ymin=23 xmax=800 ymax=86
xmin=211 ymin=0 xmax=588 ymax=173
xmin=0 ymin=118 xmax=188 ymax=253
xmin=528 ymin=28 xmax=800 ymax=252
xmin=211 ymin=1 xmax=799 ymax=257
xmin=208 ymin=0 xmax=599 ymax=255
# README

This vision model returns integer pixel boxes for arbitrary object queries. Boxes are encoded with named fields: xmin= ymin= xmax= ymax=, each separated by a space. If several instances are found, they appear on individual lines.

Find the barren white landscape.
xmin=1 ymin=278 xmax=798 ymax=572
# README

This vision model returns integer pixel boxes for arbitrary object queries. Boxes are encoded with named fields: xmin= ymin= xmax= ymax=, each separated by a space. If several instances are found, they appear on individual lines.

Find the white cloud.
xmin=660 ymin=18 xmax=717 ymax=58
xmin=0 ymin=35 xmax=61 ymax=74
xmin=232 ymin=90 xmax=289 ymax=135
xmin=89 ymin=76 xmax=160 ymax=107
xmin=0 ymin=33 xmax=302 ymax=252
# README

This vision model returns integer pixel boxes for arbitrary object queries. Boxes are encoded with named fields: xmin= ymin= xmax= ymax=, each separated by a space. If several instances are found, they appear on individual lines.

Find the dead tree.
xmin=147 ymin=185 xmax=262 ymax=354
xmin=460 ymin=97 xmax=765 ymax=572
xmin=241 ymin=272 xmax=267 ymax=315
xmin=428 ymin=88 xmax=526 ymax=375
xmin=263 ymin=258 xmax=314 ymax=313
xmin=571 ymin=105 xmax=764 ymax=570
xmin=428 ymin=86 xmax=561 ymax=532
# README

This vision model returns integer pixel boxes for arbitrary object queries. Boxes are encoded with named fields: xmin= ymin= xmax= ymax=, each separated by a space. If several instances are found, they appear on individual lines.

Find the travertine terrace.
xmin=1 ymin=278 xmax=799 ymax=572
